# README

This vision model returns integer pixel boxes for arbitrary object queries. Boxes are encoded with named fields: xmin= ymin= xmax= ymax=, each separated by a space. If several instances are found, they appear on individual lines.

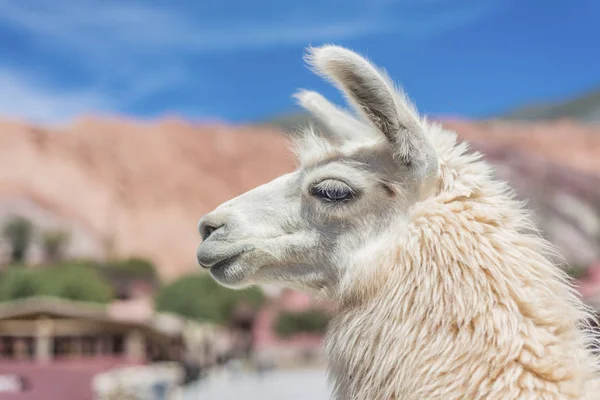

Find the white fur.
xmin=197 ymin=45 xmax=600 ymax=399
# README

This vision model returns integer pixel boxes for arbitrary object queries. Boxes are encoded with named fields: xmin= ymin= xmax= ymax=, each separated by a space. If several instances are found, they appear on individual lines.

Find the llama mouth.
xmin=208 ymin=252 xmax=251 ymax=288
xmin=209 ymin=253 xmax=242 ymax=272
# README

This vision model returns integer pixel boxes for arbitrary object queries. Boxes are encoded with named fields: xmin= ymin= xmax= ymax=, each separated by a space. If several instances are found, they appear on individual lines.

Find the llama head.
xmin=197 ymin=45 xmax=440 ymax=295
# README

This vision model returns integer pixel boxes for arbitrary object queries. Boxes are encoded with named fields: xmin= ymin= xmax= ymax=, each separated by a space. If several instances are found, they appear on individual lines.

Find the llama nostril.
xmin=200 ymin=222 xmax=223 ymax=241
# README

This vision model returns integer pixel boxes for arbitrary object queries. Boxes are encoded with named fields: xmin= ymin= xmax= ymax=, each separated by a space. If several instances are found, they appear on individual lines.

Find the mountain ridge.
xmin=0 ymin=112 xmax=599 ymax=279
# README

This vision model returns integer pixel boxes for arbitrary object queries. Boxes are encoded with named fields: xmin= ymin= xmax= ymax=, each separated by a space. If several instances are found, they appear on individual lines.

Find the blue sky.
xmin=0 ymin=0 xmax=599 ymax=124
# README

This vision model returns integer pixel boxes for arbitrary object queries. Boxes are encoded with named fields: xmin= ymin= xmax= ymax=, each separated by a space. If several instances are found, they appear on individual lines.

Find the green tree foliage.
xmin=38 ymin=264 xmax=114 ymax=303
xmin=100 ymin=257 xmax=158 ymax=280
xmin=93 ymin=257 xmax=159 ymax=299
xmin=155 ymin=273 xmax=265 ymax=324
xmin=0 ymin=268 xmax=43 ymax=301
xmin=0 ymin=264 xmax=114 ymax=304
xmin=2 ymin=216 xmax=34 ymax=264
xmin=274 ymin=308 xmax=331 ymax=338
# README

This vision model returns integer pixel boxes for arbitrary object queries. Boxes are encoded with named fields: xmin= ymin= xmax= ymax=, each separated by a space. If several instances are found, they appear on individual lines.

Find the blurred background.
xmin=0 ymin=0 xmax=599 ymax=399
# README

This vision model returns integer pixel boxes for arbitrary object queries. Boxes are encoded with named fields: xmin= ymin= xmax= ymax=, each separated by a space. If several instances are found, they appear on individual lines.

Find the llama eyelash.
xmin=309 ymin=179 xmax=357 ymax=203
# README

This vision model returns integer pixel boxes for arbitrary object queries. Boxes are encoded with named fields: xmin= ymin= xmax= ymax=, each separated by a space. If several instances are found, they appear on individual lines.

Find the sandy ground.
xmin=183 ymin=368 xmax=330 ymax=400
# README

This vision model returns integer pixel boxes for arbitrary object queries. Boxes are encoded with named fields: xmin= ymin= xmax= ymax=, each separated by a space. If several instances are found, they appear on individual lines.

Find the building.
xmin=0 ymin=296 xmax=218 ymax=399
xmin=0 ymin=296 xmax=184 ymax=364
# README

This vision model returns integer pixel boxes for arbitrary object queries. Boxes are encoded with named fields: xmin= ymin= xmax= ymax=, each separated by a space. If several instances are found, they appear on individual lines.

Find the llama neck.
xmin=325 ymin=194 xmax=599 ymax=399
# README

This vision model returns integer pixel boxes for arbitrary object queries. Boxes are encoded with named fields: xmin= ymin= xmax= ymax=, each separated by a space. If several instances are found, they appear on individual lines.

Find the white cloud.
xmin=0 ymin=1 xmax=194 ymax=122
xmin=0 ymin=0 xmax=501 ymax=122
xmin=0 ymin=2 xmax=392 ymax=56
xmin=0 ymin=1 xmax=498 ymax=54
xmin=0 ymin=64 xmax=191 ymax=124
xmin=0 ymin=68 xmax=110 ymax=123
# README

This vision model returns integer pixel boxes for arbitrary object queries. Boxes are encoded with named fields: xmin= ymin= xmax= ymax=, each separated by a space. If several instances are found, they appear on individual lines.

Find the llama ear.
xmin=293 ymin=89 xmax=372 ymax=142
xmin=306 ymin=45 xmax=432 ymax=168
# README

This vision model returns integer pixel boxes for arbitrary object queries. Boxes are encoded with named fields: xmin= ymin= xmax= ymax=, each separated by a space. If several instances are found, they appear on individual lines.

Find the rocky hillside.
xmin=501 ymin=88 xmax=600 ymax=123
xmin=443 ymin=119 xmax=600 ymax=267
xmin=0 ymin=116 xmax=599 ymax=279
xmin=0 ymin=117 xmax=294 ymax=280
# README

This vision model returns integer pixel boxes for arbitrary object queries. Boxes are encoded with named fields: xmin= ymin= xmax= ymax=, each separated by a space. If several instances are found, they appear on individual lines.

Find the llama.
xmin=196 ymin=45 xmax=600 ymax=399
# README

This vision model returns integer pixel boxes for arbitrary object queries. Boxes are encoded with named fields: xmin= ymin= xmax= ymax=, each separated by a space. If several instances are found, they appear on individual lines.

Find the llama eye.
xmin=310 ymin=180 xmax=355 ymax=203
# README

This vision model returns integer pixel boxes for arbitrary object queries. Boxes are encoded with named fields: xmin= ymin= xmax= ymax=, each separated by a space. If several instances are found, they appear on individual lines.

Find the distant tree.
xmin=94 ymin=257 xmax=160 ymax=299
xmin=0 ymin=264 xmax=114 ymax=304
xmin=0 ymin=268 xmax=43 ymax=301
xmin=38 ymin=264 xmax=114 ymax=303
xmin=41 ymin=229 xmax=70 ymax=264
xmin=274 ymin=308 xmax=331 ymax=338
xmin=2 ymin=216 xmax=34 ymax=264
xmin=102 ymin=257 xmax=158 ymax=280
xmin=155 ymin=273 xmax=265 ymax=324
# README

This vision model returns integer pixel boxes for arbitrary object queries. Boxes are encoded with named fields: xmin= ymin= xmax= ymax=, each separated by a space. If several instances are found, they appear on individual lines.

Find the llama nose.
xmin=198 ymin=215 xmax=225 ymax=241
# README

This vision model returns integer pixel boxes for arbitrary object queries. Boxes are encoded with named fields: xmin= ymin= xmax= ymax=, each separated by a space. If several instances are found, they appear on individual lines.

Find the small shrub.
xmin=0 ymin=264 xmax=114 ymax=304
xmin=274 ymin=308 xmax=330 ymax=338
xmin=155 ymin=273 xmax=265 ymax=324
xmin=39 ymin=264 xmax=115 ymax=303
xmin=101 ymin=257 xmax=158 ymax=280
xmin=0 ymin=268 xmax=43 ymax=301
